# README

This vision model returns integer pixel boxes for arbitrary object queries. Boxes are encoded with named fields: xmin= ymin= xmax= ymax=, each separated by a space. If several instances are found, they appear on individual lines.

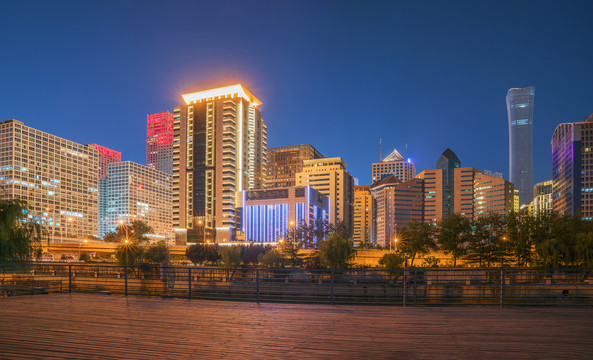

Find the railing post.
xmin=500 ymin=268 xmax=505 ymax=308
xmin=68 ymin=265 xmax=72 ymax=293
xmin=188 ymin=268 xmax=192 ymax=300
xmin=124 ymin=266 xmax=128 ymax=297
xmin=403 ymin=257 xmax=408 ymax=307
xmin=256 ymin=269 xmax=260 ymax=303
xmin=330 ymin=270 xmax=334 ymax=305
xmin=414 ymin=268 xmax=417 ymax=306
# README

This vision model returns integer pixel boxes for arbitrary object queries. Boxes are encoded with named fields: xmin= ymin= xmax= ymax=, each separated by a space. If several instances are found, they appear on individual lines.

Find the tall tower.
xmin=435 ymin=148 xmax=461 ymax=217
xmin=507 ymin=86 xmax=535 ymax=206
xmin=267 ymin=144 xmax=324 ymax=188
xmin=371 ymin=149 xmax=416 ymax=183
xmin=146 ymin=112 xmax=174 ymax=174
xmin=172 ymin=84 xmax=267 ymax=244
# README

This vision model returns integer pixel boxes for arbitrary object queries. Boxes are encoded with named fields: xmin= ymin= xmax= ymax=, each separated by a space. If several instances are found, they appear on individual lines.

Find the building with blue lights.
xmin=99 ymin=161 xmax=173 ymax=244
xmin=551 ymin=113 xmax=593 ymax=218
xmin=507 ymin=86 xmax=535 ymax=206
xmin=242 ymin=186 xmax=329 ymax=244
xmin=372 ymin=149 xmax=415 ymax=183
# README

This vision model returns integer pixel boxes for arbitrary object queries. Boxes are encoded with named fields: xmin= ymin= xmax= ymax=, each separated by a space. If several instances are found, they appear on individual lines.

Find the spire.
xmin=382 ymin=149 xmax=404 ymax=162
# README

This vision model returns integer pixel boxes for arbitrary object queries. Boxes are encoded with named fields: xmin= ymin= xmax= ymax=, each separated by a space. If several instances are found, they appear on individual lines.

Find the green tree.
xmin=421 ymin=255 xmax=440 ymax=268
xmin=0 ymin=199 xmax=43 ymax=262
xmin=505 ymin=212 xmax=533 ymax=266
xmin=79 ymin=252 xmax=92 ymax=262
xmin=258 ymin=249 xmax=288 ymax=268
xmin=144 ymin=241 xmax=169 ymax=264
xmin=576 ymin=232 xmax=593 ymax=267
xmin=437 ymin=213 xmax=471 ymax=267
xmin=241 ymin=245 xmax=267 ymax=265
xmin=102 ymin=231 xmax=118 ymax=242
xmin=115 ymin=240 xmax=141 ymax=267
xmin=218 ymin=246 xmax=242 ymax=267
xmin=378 ymin=252 xmax=404 ymax=270
xmin=185 ymin=244 xmax=220 ymax=265
xmin=279 ymin=227 xmax=303 ymax=267
xmin=318 ymin=233 xmax=354 ymax=269
xmin=398 ymin=221 xmax=435 ymax=266
xmin=465 ymin=214 xmax=506 ymax=267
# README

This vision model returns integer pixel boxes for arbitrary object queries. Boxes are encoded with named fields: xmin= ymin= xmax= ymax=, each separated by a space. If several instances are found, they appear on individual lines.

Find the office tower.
xmin=530 ymin=180 xmax=553 ymax=215
xmin=507 ymin=86 xmax=535 ymax=206
xmin=267 ymin=144 xmax=323 ymax=188
xmin=295 ymin=157 xmax=354 ymax=233
xmin=371 ymin=175 xmax=424 ymax=248
xmin=372 ymin=149 xmax=416 ymax=183
xmin=474 ymin=172 xmax=516 ymax=218
xmin=435 ymin=148 xmax=461 ymax=217
xmin=242 ymin=186 xmax=329 ymax=244
xmin=88 ymin=144 xmax=121 ymax=180
xmin=551 ymin=113 xmax=593 ymax=218
xmin=353 ymin=185 xmax=376 ymax=246
xmin=146 ymin=112 xmax=174 ymax=174
xmin=0 ymin=119 xmax=99 ymax=238
xmin=99 ymin=161 xmax=172 ymax=244
xmin=172 ymin=84 xmax=267 ymax=244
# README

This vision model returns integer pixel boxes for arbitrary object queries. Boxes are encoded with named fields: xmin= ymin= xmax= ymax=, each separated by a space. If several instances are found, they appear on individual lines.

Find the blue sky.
xmin=1 ymin=0 xmax=592 ymax=185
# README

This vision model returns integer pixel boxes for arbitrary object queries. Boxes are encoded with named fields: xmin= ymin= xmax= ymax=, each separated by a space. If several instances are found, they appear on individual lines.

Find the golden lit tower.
xmin=172 ymin=85 xmax=267 ymax=244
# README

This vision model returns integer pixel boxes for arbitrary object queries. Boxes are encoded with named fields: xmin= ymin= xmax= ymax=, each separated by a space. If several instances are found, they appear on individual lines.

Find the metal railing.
xmin=1 ymin=263 xmax=592 ymax=306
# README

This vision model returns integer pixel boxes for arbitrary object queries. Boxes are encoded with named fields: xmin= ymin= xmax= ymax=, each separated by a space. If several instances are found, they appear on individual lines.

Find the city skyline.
xmin=1 ymin=1 xmax=592 ymax=187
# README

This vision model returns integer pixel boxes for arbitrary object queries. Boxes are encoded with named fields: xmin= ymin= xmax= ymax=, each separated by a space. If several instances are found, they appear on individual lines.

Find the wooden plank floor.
xmin=1 ymin=294 xmax=593 ymax=359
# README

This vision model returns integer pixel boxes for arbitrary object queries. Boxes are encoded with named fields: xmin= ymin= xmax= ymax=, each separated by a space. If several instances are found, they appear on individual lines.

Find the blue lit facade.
xmin=242 ymin=186 xmax=330 ymax=244
xmin=507 ymin=86 xmax=535 ymax=206
xmin=551 ymin=115 xmax=593 ymax=218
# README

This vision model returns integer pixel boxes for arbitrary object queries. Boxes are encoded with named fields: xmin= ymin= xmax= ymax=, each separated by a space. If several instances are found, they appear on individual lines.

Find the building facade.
xmin=242 ymin=186 xmax=329 ymax=244
xmin=99 ymin=161 xmax=172 ymax=244
xmin=551 ymin=114 xmax=593 ymax=218
xmin=88 ymin=144 xmax=121 ymax=180
xmin=267 ymin=144 xmax=323 ymax=188
xmin=435 ymin=148 xmax=461 ymax=217
xmin=531 ymin=180 xmax=553 ymax=215
xmin=146 ymin=111 xmax=174 ymax=174
xmin=0 ymin=119 xmax=99 ymax=238
xmin=295 ymin=157 xmax=354 ymax=233
xmin=353 ymin=185 xmax=376 ymax=246
xmin=507 ymin=86 xmax=535 ymax=206
xmin=474 ymin=172 xmax=516 ymax=218
xmin=372 ymin=149 xmax=416 ymax=183
xmin=172 ymin=84 xmax=267 ymax=244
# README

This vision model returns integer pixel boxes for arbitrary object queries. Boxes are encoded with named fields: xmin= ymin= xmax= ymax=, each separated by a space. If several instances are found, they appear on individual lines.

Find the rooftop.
xmin=181 ymin=84 xmax=262 ymax=106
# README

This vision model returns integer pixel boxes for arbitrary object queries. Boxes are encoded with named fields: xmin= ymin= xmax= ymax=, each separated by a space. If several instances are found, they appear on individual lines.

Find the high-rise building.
xmin=370 ymin=175 xmax=400 ymax=247
xmin=172 ymin=84 xmax=267 ymax=244
xmin=353 ymin=185 xmax=376 ymax=246
xmin=146 ymin=112 xmax=174 ymax=174
xmin=474 ymin=172 xmax=516 ymax=218
xmin=0 ymin=119 xmax=99 ymax=238
xmin=242 ymin=186 xmax=329 ymax=244
xmin=530 ymin=180 xmax=553 ymax=215
xmin=551 ymin=114 xmax=593 ymax=218
xmin=88 ymin=144 xmax=121 ymax=180
xmin=295 ymin=157 xmax=354 ymax=233
xmin=267 ymin=144 xmax=323 ymax=188
xmin=435 ymin=148 xmax=461 ymax=217
xmin=99 ymin=161 xmax=172 ymax=244
xmin=372 ymin=149 xmax=416 ymax=183
xmin=507 ymin=86 xmax=535 ymax=206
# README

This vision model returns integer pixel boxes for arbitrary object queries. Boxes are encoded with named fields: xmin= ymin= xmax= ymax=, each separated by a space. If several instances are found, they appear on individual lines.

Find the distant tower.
xmin=507 ymin=86 xmax=535 ymax=206
xmin=436 ymin=148 xmax=461 ymax=217
xmin=146 ymin=112 xmax=174 ymax=174
xmin=371 ymin=149 xmax=416 ymax=183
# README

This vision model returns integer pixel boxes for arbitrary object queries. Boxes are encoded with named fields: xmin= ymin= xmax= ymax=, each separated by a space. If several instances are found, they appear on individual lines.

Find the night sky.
xmin=2 ymin=1 xmax=592 ymax=186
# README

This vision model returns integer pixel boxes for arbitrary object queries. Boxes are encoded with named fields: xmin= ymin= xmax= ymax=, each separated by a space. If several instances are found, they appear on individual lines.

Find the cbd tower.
xmin=507 ymin=86 xmax=535 ymax=206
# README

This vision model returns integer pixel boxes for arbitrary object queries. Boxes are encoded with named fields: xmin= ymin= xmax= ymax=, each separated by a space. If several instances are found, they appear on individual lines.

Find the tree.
xmin=115 ymin=240 xmax=141 ymax=267
xmin=328 ymin=220 xmax=351 ymax=240
xmin=398 ymin=221 xmax=435 ymax=266
xmin=465 ymin=214 xmax=506 ymax=267
xmin=258 ymin=249 xmax=288 ymax=268
xmin=378 ymin=252 xmax=404 ymax=270
xmin=185 ymin=244 xmax=220 ymax=265
xmin=129 ymin=220 xmax=154 ymax=243
xmin=505 ymin=212 xmax=533 ymax=266
xmin=318 ymin=233 xmax=354 ymax=269
xmin=437 ymin=214 xmax=471 ymax=267
xmin=241 ymin=245 xmax=267 ymax=265
xmin=279 ymin=228 xmax=303 ymax=267
xmin=103 ymin=231 xmax=118 ymax=242
xmin=218 ymin=246 xmax=242 ymax=267
xmin=576 ymin=232 xmax=593 ymax=267
xmin=79 ymin=252 xmax=92 ymax=262
xmin=0 ymin=199 xmax=43 ymax=262
xmin=144 ymin=241 xmax=169 ymax=264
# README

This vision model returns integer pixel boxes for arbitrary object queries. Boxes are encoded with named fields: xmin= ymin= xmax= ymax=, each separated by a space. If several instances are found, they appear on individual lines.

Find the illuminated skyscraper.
xmin=435 ymin=148 xmax=461 ymax=217
xmin=353 ymin=185 xmax=376 ymax=246
xmin=551 ymin=113 xmax=593 ymax=218
xmin=372 ymin=149 xmax=415 ymax=183
xmin=146 ymin=112 xmax=174 ymax=174
xmin=267 ymin=144 xmax=323 ymax=188
xmin=172 ymin=84 xmax=267 ymax=244
xmin=507 ymin=86 xmax=535 ymax=206
xmin=0 ymin=119 xmax=99 ymax=238
xmin=88 ymin=144 xmax=121 ymax=180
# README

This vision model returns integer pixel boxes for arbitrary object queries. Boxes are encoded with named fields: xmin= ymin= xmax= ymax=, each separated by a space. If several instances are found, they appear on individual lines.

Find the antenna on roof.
xmin=379 ymin=138 xmax=382 ymax=161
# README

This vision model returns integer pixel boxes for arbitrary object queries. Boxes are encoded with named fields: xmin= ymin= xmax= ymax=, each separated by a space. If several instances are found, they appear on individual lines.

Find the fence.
xmin=1 ymin=263 xmax=593 ymax=306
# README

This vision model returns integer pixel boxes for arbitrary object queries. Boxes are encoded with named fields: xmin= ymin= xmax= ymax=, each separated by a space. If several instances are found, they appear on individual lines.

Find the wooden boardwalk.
xmin=1 ymin=294 xmax=593 ymax=359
